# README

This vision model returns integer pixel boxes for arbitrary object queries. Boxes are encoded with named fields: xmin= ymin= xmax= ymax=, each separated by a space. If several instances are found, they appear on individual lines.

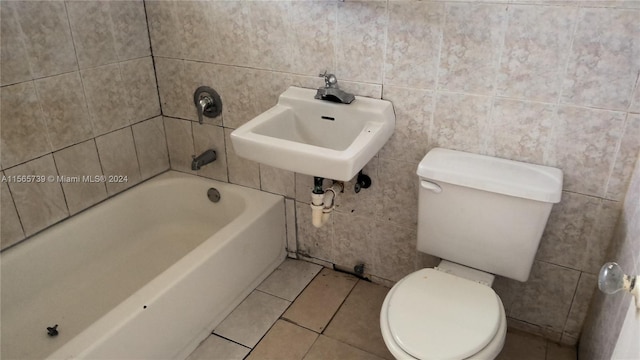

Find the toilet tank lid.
xmin=417 ymin=148 xmax=563 ymax=203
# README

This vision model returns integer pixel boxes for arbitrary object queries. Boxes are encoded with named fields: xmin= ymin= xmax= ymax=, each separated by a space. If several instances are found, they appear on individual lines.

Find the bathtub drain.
xmin=207 ymin=188 xmax=221 ymax=203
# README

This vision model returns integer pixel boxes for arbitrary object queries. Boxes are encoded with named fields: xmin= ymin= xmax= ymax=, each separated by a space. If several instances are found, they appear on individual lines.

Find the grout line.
xmin=207 ymin=333 xmax=252 ymax=350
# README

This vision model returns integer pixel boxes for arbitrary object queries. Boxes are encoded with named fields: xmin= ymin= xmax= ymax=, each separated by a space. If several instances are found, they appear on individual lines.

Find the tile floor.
xmin=187 ymin=259 xmax=578 ymax=360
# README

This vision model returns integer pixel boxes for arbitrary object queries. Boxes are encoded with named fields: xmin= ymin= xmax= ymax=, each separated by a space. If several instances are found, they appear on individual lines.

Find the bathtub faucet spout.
xmin=192 ymin=149 xmax=217 ymax=171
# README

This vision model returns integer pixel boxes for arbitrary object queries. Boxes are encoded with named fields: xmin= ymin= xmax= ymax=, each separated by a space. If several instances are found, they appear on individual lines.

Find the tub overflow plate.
xmin=207 ymin=188 xmax=221 ymax=203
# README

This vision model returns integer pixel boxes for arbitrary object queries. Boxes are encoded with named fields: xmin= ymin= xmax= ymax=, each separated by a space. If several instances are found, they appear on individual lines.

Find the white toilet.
xmin=380 ymin=148 xmax=563 ymax=360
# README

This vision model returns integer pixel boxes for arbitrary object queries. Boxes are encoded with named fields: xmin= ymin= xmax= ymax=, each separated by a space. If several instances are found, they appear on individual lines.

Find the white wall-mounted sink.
xmin=230 ymin=86 xmax=395 ymax=181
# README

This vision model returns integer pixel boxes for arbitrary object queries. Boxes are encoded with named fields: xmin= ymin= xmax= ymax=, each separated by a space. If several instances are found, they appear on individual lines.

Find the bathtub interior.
xmin=0 ymin=172 xmax=285 ymax=360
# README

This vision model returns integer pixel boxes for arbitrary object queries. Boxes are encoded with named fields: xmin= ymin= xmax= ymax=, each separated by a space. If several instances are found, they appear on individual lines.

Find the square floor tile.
xmin=496 ymin=329 xmax=546 ymax=360
xmin=214 ymin=290 xmax=290 ymax=348
xmin=282 ymin=268 xmax=358 ymax=333
xmin=324 ymin=281 xmax=393 ymax=360
xmin=546 ymin=342 xmax=577 ymax=360
xmin=186 ymin=335 xmax=250 ymax=360
xmin=256 ymin=259 xmax=322 ymax=301
xmin=303 ymin=335 xmax=385 ymax=360
xmin=246 ymin=320 xmax=318 ymax=360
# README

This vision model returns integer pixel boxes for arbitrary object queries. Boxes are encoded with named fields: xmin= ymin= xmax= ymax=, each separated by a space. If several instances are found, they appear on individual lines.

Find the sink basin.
xmin=230 ymin=86 xmax=395 ymax=181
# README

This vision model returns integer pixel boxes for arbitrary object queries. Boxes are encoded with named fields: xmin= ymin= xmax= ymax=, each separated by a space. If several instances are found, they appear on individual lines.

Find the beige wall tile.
xmin=497 ymin=5 xmax=577 ymax=102
xmin=282 ymin=268 xmax=357 ymax=333
xmin=10 ymin=1 xmax=77 ymax=78
xmin=81 ymin=64 xmax=131 ymax=136
xmin=5 ymin=155 xmax=68 ymax=236
xmin=178 ymin=1 xmax=217 ymax=63
xmin=379 ymin=86 xmax=434 ymax=163
xmin=214 ymin=290 xmax=290 ymax=348
xmin=35 ymin=72 xmax=94 ymax=151
xmin=260 ymin=165 xmax=295 ymax=198
xmin=333 ymin=212 xmax=378 ymax=276
xmin=155 ymin=58 xmax=193 ymax=121
xmin=120 ymin=57 xmax=161 ymax=124
xmin=537 ymin=192 xmax=601 ymax=271
xmin=379 ymin=158 xmax=419 ymax=228
xmin=67 ymin=1 xmax=119 ymax=69
xmin=630 ymin=76 xmax=640 ymax=113
xmin=373 ymin=220 xmax=418 ymax=282
xmin=0 ymin=4 xmax=32 ymax=86
xmin=163 ymin=117 xmax=195 ymax=174
xmin=95 ymin=128 xmax=141 ymax=195
xmin=606 ymin=114 xmax=640 ymax=200
xmin=336 ymin=2 xmax=386 ymax=84
xmin=224 ymin=128 xmax=260 ymax=189
xmin=385 ymin=1 xmax=443 ymax=90
xmin=192 ymin=123 xmax=227 ymax=181
xmin=246 ymin=320 xmax=318 ymax=360
xmin=561 ymin=8 xmax=640 ymax=110
xmin=554 ymin=106 xmax=626 ymax=197
xmin=487 ymin=98 xmax=555 ymax=165
xmin=510 ymin=261 xmax=581 ymax=333
xmin=324 ymin=281 xmax=393 ymax=360
xmin=564 ymin=272 xmax=597 ymax=339
xmin=582 ymin=200 xmax=622 ymax=273
xmin=53 ymin=140 xmax=107 ymax=215
xmin=1 ymin=178 xmax=25 ymax=249
xmin=1 ymin=81 xmax=51 ymax=168
xmin=146 ymin=1 xmax=186 ymax=59
xmin=289 ymin=2 xmax=336 ymax=76
xmin=245 ymin=2 xmax=291 ymax=72
xmin=221 ymin=67 xmax=291 ymax=130
xmin=438 ymin=3 xmax=506 ymax=95
xmin=109 ymin=1 xmax=151 ymax=61
xmin=207 ymin=2 xmax=253 ymax=67
xmin=132 ymin=116 xmax=170 ymax=180
xmin=67 ymin=0 xmax=148 ymax=68
xmin=430 ymin=92 xmax=492 ymax=154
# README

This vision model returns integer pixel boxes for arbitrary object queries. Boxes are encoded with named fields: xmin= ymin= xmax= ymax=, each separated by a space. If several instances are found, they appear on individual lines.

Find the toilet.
xmin=380 ymin=148 xmax=563 ymax=360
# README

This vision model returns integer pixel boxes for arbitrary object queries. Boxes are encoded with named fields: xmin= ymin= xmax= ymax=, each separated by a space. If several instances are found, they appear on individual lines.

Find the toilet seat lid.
xmin=387 ymin=268 xmax=501 ymax=360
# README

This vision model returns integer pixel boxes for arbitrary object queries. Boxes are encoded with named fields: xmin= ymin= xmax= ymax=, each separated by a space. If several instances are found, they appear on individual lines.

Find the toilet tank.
xmin=417 ymin=148 xmax=563 ymax=282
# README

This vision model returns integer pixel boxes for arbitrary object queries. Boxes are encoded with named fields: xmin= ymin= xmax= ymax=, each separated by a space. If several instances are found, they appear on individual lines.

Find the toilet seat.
xmin=383 ymin=268 xmax=503 ymax=360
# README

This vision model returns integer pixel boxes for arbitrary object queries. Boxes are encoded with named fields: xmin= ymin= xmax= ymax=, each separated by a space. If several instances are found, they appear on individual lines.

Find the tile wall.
xmin=0 ymin=0 xmax=168 ymax=249
xmin=148 ymin=0 xmax=640 ymax=346
xmin=579 ymin=156 xmax=640 ymax=359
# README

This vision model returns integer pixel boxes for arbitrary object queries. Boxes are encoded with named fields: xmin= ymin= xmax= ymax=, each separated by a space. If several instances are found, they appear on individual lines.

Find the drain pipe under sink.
xmin=310 ymin=177 xmax=344 ymax=228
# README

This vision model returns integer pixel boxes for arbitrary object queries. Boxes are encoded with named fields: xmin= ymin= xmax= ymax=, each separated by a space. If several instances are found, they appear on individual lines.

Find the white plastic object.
xmin=417 ymin=148 xmax=562 ymax=203
xmin=386 ymin=268 xmax=501 ymax=359
xmin=420 ymin=180 xmax=442 ymax=193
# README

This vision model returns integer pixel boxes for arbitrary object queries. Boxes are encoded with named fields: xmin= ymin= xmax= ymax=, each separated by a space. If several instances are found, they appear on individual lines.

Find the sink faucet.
xmin=192 ymin=149 xmax=217 ymax=171
xmin=315 ymin=72 xmax=355 ymax=104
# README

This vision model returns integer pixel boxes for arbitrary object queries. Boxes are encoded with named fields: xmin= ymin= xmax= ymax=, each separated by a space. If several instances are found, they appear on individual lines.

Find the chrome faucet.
xmin=315 ymin=72 xmax=355 ymax=104
xmin=192 ymin=149 xmax=217 ymax=171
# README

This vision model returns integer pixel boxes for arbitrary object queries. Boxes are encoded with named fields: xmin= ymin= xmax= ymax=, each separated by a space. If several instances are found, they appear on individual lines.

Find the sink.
xmin=230 ymin=86 xmax=395 ymax=181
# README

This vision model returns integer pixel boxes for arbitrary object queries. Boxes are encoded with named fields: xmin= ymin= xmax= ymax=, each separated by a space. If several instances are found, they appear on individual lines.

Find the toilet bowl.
xmin=380 ymin=267 xmax=507 ymax=360
xmin=377 ymin=148 xmax=562 ymax=360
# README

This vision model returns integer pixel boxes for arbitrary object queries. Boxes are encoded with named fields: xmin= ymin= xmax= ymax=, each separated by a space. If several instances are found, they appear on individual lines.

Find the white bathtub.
xmin=1 ymin=171 xmax=286 ymax=360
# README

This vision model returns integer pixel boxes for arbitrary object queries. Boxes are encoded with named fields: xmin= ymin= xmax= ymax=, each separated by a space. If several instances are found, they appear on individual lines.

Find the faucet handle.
xmin=318 ymin=71 xmax=338 ymax=88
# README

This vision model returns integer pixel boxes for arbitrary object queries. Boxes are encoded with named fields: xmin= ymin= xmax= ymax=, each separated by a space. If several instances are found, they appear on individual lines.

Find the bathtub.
xmin=1 ymin=171 xmax=286 ymax=360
